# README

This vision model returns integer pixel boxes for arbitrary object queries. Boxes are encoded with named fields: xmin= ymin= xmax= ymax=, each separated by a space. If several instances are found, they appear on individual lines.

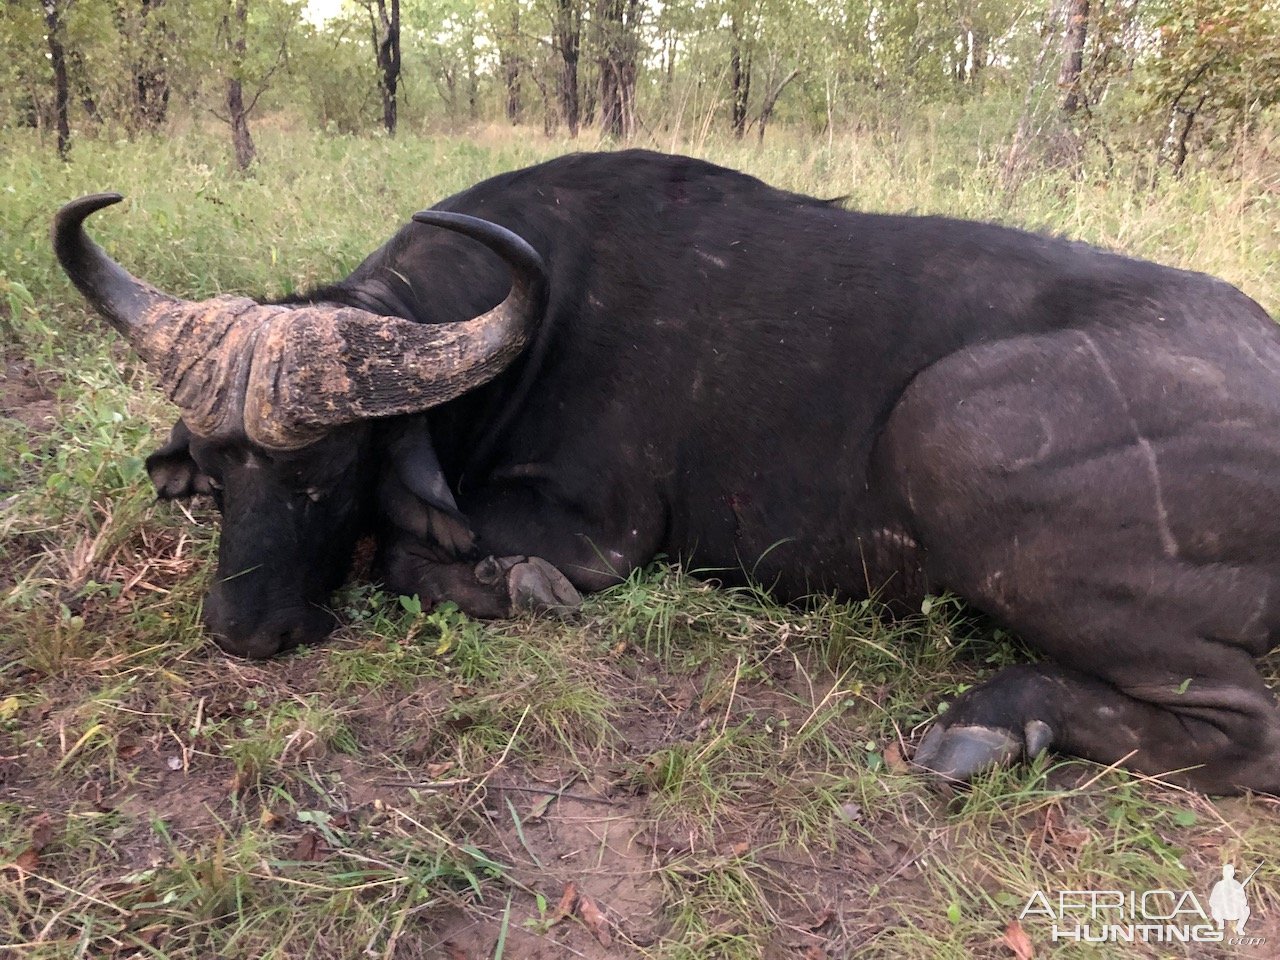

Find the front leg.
xmin=382 ymin=543 xmax=582 ymax=619
xmin=379 ymin=481 xmax=655 ymax=619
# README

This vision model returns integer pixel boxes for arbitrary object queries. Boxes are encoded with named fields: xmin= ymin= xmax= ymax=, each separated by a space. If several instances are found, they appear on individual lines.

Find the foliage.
xmin=1138 ymin=0 xmax=1280 ymax=169
xmin=288 ymin=15 xmax=382 ymax=133
xmin=2 ymin=0 xmax=1274 ymax=171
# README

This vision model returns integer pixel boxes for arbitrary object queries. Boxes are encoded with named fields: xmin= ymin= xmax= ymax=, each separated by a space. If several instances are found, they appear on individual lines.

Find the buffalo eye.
xmin=305 ymin=487 xmax=326 ymax=503
xmin=207 ymin=476 xmax=224 ymax=491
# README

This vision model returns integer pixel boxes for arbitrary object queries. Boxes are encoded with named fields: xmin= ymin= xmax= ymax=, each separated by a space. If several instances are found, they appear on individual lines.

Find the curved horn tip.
xmin=54 ymin=192 xmax=126 ymax=231
xmin=411 ymin=209 xmax=472 ymax=227
xmin=410 ymin=209 xmax=547 ymax=276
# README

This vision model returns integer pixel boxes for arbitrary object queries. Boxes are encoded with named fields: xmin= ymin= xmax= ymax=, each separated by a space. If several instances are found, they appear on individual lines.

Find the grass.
xmin=2 ymin=112 xmax=1280 ymax=958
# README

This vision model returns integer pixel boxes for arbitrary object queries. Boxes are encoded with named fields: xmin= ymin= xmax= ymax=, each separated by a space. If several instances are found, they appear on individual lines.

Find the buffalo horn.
xmin=243 ymin=209 xmax=550 ymax=449
xmin=53 ymin=196 xmax=549 ymax=450
xmin=52 ymin=194 xmax=178 ymax=334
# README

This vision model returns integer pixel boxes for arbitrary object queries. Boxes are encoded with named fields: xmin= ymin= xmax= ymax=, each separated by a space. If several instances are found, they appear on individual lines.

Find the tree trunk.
xmin=440 ymin=65 xmax=458 ymax=117
xmin=135 ymin=0 xmax=170 ymax=128
xmin=1165 ymin=89 xmax=1209 ymax=175
xmin=1059 ymin=0 xmax=1089 ymax=114
xmin=110 ymin=0 xmax=171 ymax=130
xmin=68 ymin=49 xmax=100 ymax=123
xmin=583 ymin=72 xmax=596 ymax=127
xmin=970 ymin=30 xmax=988 ymax=86
xmin=755 ymin=67 xmax=799 ymax=144
xmin=553 ymin=0 xmax=581 ymax=137
xmin=227 ymin=77 xmax=255 ymax=170
xmin=226 ymin=0 xmax=256 ymax=170
xmin=664 ymin=28 xmax=675 ymax=89
xmin=596 ymin=0 xmax=639 ymax=138
xmin=466 ymin=22 xmax=478 ymax=121
xmin=42 ymin=0 xmax=72 ymax=160
xmin=1002 ymin=0 xmax=1070 ymax=189
xmin=500 ymin=8 xmax=521 ymax=123
xmin=730 ymin=14 xmax=750 ymax=139
xmin=366 ymin=0 xmax=400 ymax=135
xmin=530 ymin=71 xmax=553 ymax=136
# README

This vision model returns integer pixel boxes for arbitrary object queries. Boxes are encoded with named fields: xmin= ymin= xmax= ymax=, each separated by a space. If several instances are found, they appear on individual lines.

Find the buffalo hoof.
xmin=472 ymin=555 xmax=582 ymax=617
xmin=913 ymin=719 xmax=1054 ymax=782
xmin=507 ymin=556 xmax=582 ymax=616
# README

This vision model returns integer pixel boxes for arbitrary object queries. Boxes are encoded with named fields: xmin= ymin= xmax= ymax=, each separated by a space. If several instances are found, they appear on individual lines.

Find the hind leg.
xmin=876 ymin=332 xmax=1280 ymax=794
xmin=912 ymin=626 xmax=1280 ymax=794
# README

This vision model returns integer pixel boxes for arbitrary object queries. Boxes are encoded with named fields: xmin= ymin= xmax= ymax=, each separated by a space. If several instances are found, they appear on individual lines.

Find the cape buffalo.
xmin=53 ymin=150 xmax=1280 ymax=794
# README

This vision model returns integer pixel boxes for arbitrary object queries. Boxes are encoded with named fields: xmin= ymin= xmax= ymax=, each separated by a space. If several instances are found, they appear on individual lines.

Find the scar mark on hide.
xmin=1077 ymin=331 xmax=1179 ymax=558
xmin=384 ymin=267 xmax=414 ymax=291
xmin=1234 ymin=330 xmax=1280 ymax=377
xmin=1242 ymin=586 xmax=1269 ymax=640
xmin=695 ymin=249 xmax=728 ymax=269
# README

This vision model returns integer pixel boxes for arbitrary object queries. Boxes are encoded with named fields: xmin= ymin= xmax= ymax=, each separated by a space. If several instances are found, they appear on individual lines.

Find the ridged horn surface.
xmin=241 ymin=210 xmax=550 ymax=449
xmin=54 ymin=198 xmax=550 ymax=450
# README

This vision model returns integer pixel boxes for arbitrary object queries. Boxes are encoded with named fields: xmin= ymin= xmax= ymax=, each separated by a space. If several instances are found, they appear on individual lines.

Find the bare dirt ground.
xmin=0 ymin=360 xmax=57 ymax=434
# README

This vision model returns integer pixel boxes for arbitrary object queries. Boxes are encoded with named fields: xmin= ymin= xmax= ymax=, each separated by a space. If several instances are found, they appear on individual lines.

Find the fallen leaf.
xmin=809 ymin=907 xmax=835 ymax=930
xmin=227 ymin=769 xmax=252 ymax=796
xmin=291 ymin=828 xmax=324 ymax=862
xmin=134 ymin=926 xmax=165 ymax=948
xmin=426 ymin=761 xmax=454 ymax=779
xmin=837 ymin=802 xmax=862 ymax=822
xmin=577 ymin=893 xmax=612 ymax=947
xmin=552 ymin=881 xmax=578 ymax=922
xmin=82 ymin=780 xmax=107 ymax=811
xmin=1052 ymin=828 xmax=1091 ymax=853
xmin=527 ymin=792 xmax=556 ymax=822
xmin=1002 ymin=919 xmax=1034 ymax=960
xmin=647 ymin=830 xmax=693 ymax=856
xmin=883 ymin=742 xmax=909 ymax=774
xmin=29 ymin=813 xmax=56 ymax=851
xmin=1034 ymin=806 xmax=1090 ymax=854
xmin=0 ymin=696 xmax=20 ymax=721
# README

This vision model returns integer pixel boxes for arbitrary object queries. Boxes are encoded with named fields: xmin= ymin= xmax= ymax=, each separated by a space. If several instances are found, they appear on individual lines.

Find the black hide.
xmin=144 ymin=151 xmax=1280 ymax=794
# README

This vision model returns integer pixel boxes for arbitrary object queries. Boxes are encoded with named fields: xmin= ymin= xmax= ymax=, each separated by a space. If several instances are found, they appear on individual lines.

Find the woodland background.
xmin=5 ymin=0 xmax=1279 ymax=177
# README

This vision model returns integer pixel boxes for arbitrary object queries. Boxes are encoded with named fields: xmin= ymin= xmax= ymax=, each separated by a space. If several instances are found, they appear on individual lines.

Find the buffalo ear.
xmin=145 ymin=420 xmax=214 ymax=499
xmin=379 ymin=420 xmax=476 ymax=558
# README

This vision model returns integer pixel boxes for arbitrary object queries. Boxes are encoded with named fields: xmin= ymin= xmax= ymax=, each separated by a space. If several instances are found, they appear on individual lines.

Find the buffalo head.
xmin=53 ymin=194 xmax=547 ymax=658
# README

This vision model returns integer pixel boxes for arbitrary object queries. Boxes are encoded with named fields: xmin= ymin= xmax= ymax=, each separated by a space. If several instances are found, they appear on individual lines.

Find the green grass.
xmin=2 ymin=114 xmax=1279 ymax=958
